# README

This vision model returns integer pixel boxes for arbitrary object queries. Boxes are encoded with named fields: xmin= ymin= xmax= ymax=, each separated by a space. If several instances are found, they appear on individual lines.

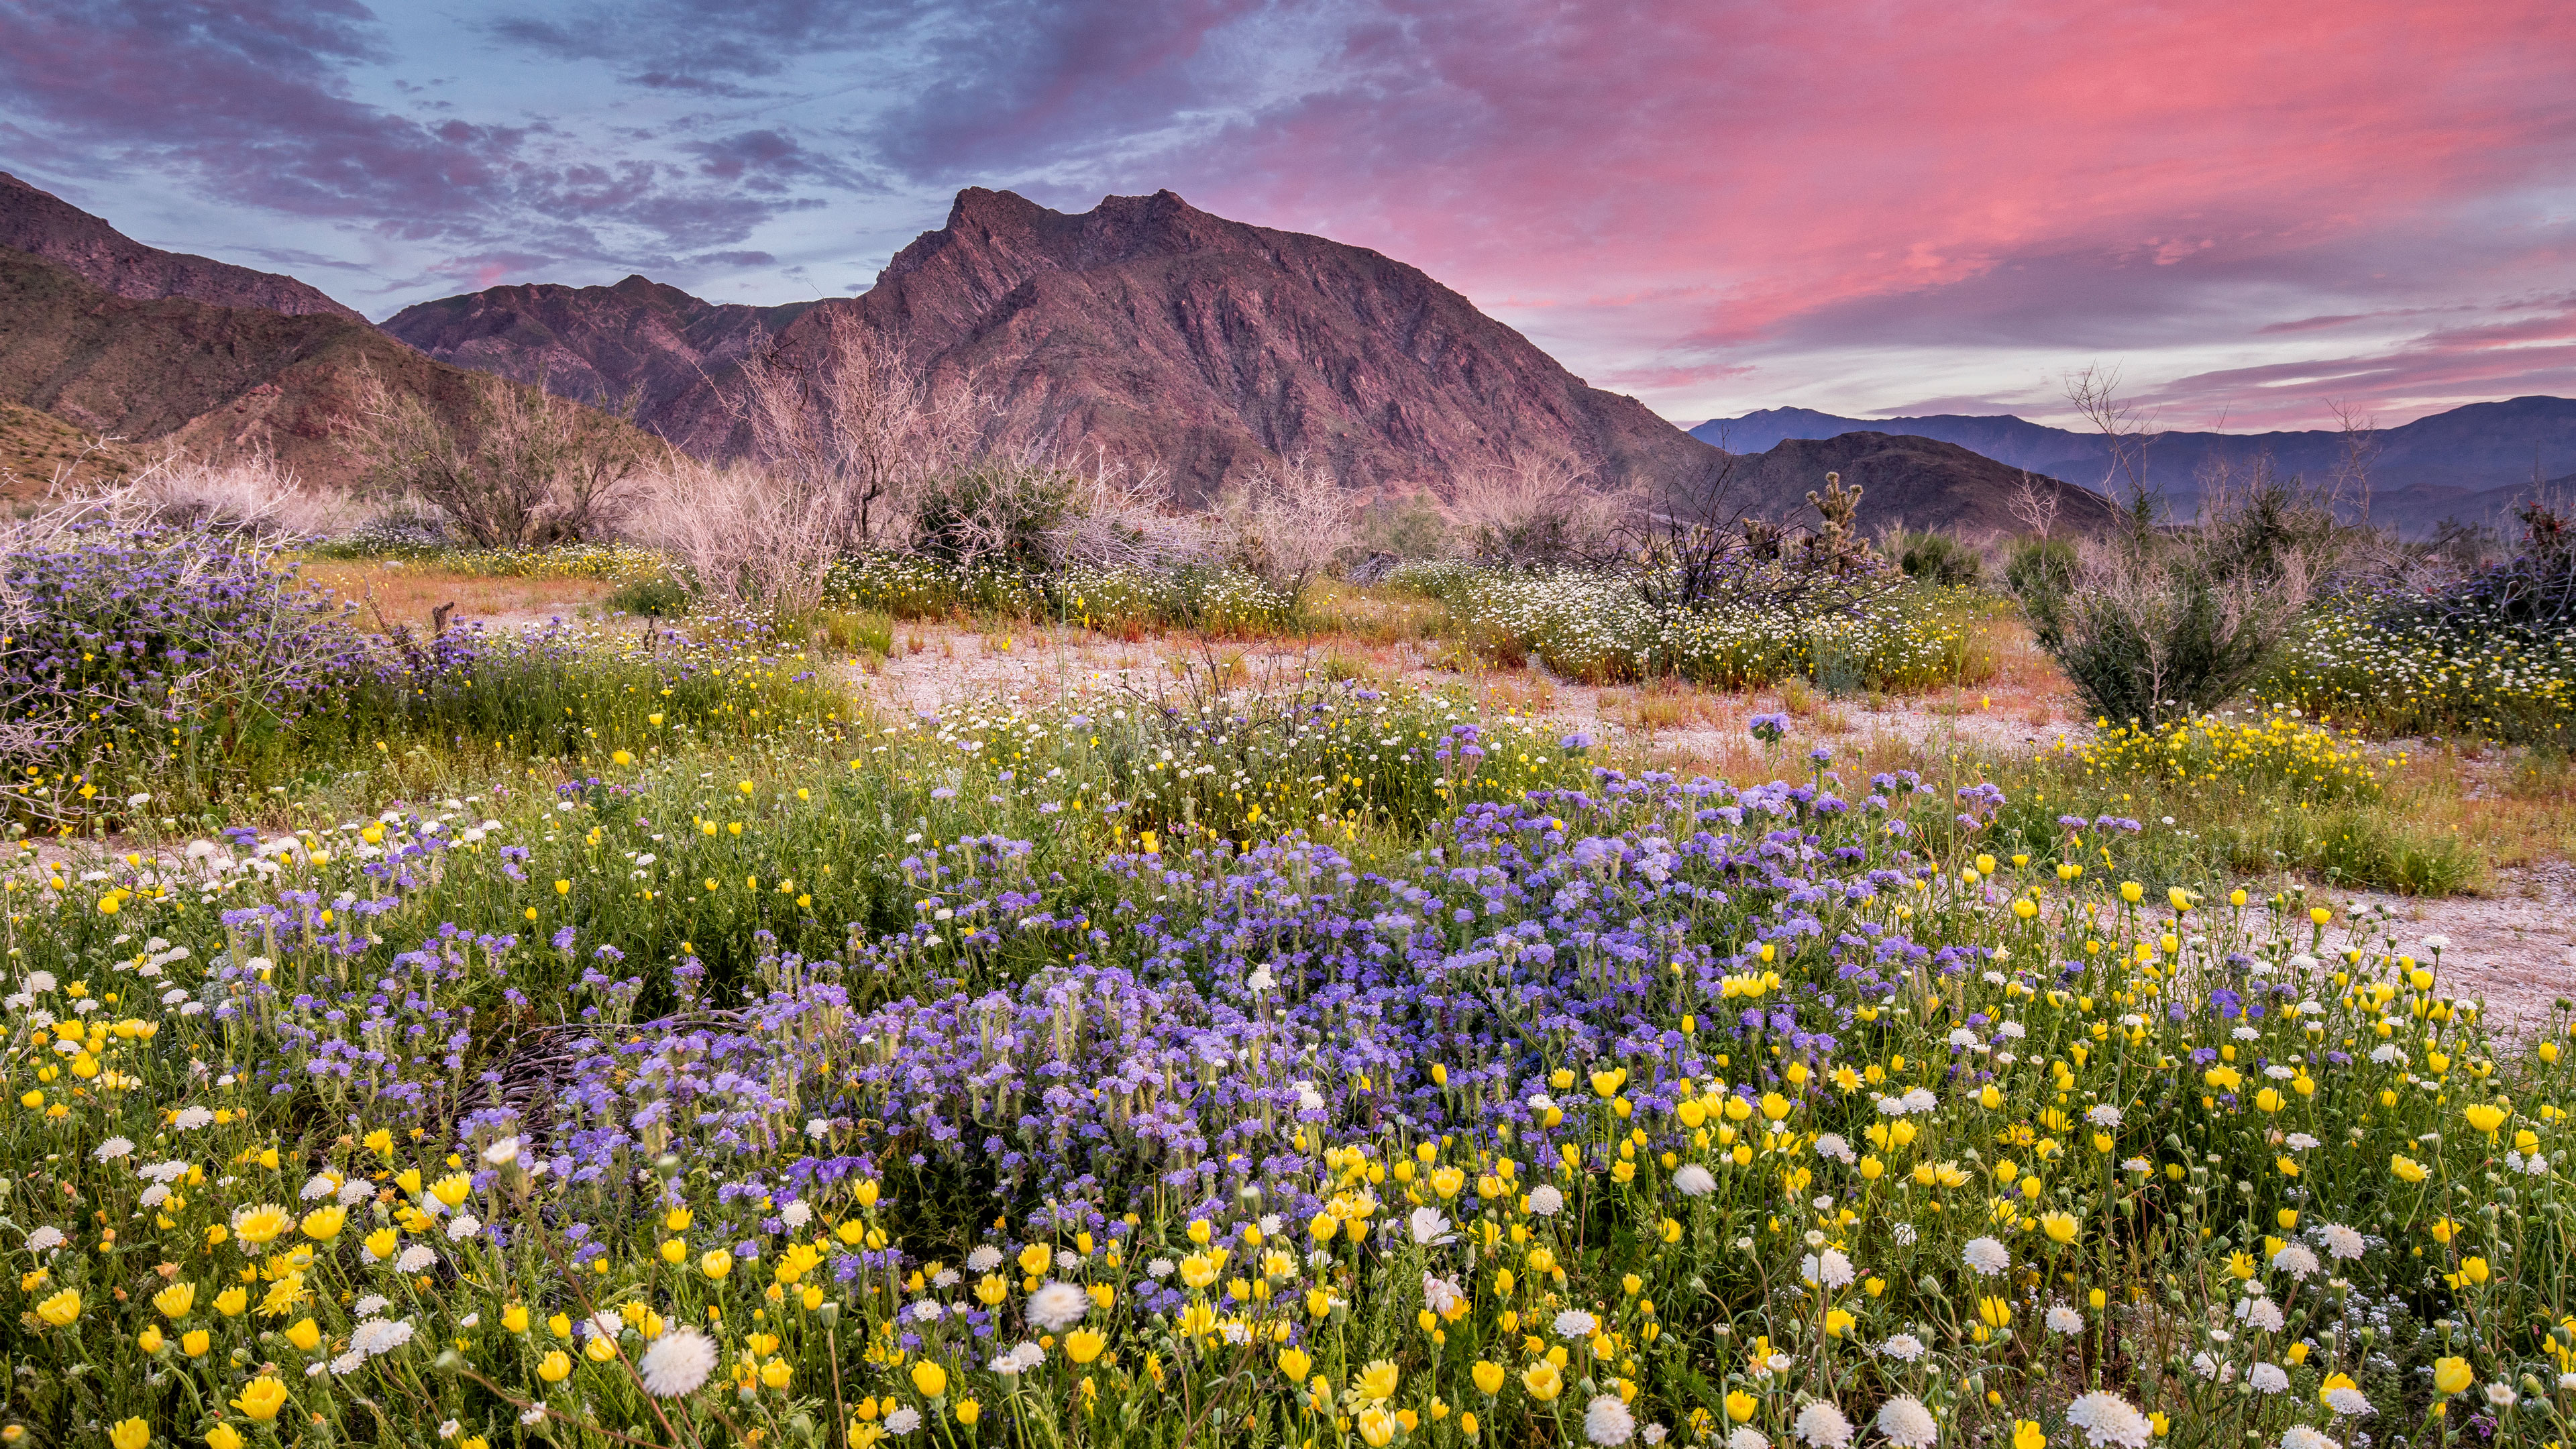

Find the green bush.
xmin=2003 ymin=536 xmax=2077 ymax=598
xmin=605 ymin=571 xmax=693 ymax=616
xmin=1892 ymin=527 xmax=1985 ymax=587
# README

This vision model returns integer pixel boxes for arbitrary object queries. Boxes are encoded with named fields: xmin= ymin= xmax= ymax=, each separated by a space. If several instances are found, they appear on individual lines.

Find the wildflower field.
xmin=1387 ymin=568 xmax=1988 ymax=695
xmin=7 ymin=513 xmax=2573 ymax=1449
xmin=10 ymin=608 xmax=2573 ymax=1449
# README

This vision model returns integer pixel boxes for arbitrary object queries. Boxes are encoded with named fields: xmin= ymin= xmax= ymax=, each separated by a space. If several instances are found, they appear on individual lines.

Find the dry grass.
xmin=299 ymin=559 xmax=618 ymax=635
xmin=2390 ymin=747 xmax=2576 ymax=873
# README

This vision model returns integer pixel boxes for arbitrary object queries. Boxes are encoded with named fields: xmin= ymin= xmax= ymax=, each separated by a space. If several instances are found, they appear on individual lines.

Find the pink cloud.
xmin=1104 ymin=0 xmax=2576 ymax=424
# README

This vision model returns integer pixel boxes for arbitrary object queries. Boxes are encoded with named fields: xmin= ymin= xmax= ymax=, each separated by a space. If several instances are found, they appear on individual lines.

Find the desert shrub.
xmin=121 ymin=447 xmax=354 ymax=537
xmin=1218 ymin=457 xmax=1357 ymax=604
xmin=2023 ymin=474 xmax=2338 ymax=726
xmin=604 ymin=570 xmax=693 ymax=617
xmin=1446 ymin=451 xmax=1628 ymax=568
xmin=1353 ymin=492 xmax=1454 ymax=561
xmin=908 ymin=461 xmax=1078 ymax=572
xmin=1890 ymin=526 xmax=1984 ymax=587
xmin=341 ymin=363 xmax=650 ymax=548
xmin=2003 ymin=535 xmax=2077 ymax=598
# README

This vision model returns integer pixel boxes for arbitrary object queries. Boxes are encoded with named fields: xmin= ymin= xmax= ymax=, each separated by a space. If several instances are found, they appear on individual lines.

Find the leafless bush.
xmin=629 ymin=455 xmax=847 ymax=618
xmin=339 ymin=363 xmax=649 ymax=547
xmin=725 ymin=310 xmax=983 ymax=553
xmin=1053 ymin=457 xmax=1222 ymax=574
xmin=1217 ymin=456 xmax=1357 ymax=601
xmin=120 ymin=447 xmax=356 ymax=537
xmin=1446 ymin=449 xmax=1631 ymax=567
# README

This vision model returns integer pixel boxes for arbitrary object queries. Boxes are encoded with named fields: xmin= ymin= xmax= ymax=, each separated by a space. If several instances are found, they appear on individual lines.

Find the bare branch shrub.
xmin=725 ymin=311 xmax=983 ymax=554
xmin=629 ymin=455 xmax=848 ymax=619
xmin=1054 ymin=456 xmax=1221 ymax=574
xmin=1217 ymin=456 xmax=1358 ymax=603
xmin=339 ymin=362 xmax=649 ymax=547
xmin=2007 ymin=471 xmax=2061 ymax=539
xmin=2063 ymin=362 xmax=2162 ymax=513
xmin=1446 ymin=449 xmax=1630 ymax=568
xmin=121 ymin=446 xmax=358 ymax=538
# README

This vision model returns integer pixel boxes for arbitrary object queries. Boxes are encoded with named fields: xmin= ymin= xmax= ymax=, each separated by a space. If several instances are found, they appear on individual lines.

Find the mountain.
xmin=0 ymin=171 xmax=365 ymax=323
xmin=1692 ymin=398 xmax=2576 ymax=531
xmin=1719 ymin=433 xmax=2117 ymax=537
xmin=381 ymin=276 xmax=818 ymax=424
xmin=426 ymin=187 xmax=1734 ymax=502
xmin=0 ymin=246 xmax=494 ymax=489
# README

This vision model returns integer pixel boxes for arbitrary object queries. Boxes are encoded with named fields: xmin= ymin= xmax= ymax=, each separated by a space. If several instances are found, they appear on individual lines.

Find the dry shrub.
xmin=1055 ymin=459 xmax=1221 ymax=574
xmin=630 ymin=455 xmax=848 ymax=619
xmin=339 ymin=363 xmax=650 ymax=547
xmin=726 ymin=310 xmax=983 ymax=553
xmin=1446 ymin=449 xmax=1631 ymax=568
xmin=121 ymin=447 xmax=356 ymax=537
xmin=1218 ymin=456 xmax=1357 ymax=602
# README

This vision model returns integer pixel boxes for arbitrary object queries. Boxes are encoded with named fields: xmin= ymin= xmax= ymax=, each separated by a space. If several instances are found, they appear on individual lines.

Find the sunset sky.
xmin=3 ymin=0 xmax=2571 ymax=429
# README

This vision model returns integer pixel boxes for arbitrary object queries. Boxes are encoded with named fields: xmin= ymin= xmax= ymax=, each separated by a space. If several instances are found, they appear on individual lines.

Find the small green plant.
xmin=605 ymin=570 xmax=693 ymax=617
xmin=1892 ymin=527 xmax=1985 ymax=587
xmin=812 ymin=608 xmax=895 ymax=655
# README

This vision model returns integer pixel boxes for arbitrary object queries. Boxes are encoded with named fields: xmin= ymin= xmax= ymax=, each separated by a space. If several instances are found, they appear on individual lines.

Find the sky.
xmin=3 ymin=0 xmax=2571 ymax=431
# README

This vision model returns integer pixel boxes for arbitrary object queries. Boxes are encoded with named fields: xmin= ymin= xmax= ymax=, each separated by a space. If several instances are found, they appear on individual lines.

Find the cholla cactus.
xmin=1803 ymin=471 xmax=1881 ymax=577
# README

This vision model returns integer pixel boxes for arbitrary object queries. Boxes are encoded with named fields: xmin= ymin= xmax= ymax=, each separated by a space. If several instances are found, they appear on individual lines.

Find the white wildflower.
xmin=93 ymin=1136 xmax=136 ymax=1162
xmin=1586 ymin=1393 xmax=1638 ymax=1446
xmin=1527 ymin=1185 xmax=1564 ymax=1216
xmin=1027 ymin=1281 xmax=1089 ymax=1332
xmin=2064 ymin=1391 xmax=2153 ymax=1448
xmin=2249 ymin=1362 xmax=2290 ymax=1393
xmin=2320 ymin=1224 xmax=2367 ymax=1260
xmin=396 ymin=1244 xmax=437 ymax=1273
xmin=1802 ymin=1250 xmax=1856 ymax=1289
xmin=965 ymin=1246 xmax=1004 ymax=1273
xmin=636 ymin=1327 xmax=717 ymax=1397
xmin=1792 ymin=1401 xmax=1853 ymax=1448
xmin=1555 ymin=1309 xmax=1599 ymax=1338
xmin=1962 ymin=1236 xmax=2009 ymax=1276
xmin=1878 ymin=1334 xmax=1925 ymax=1362
xmin=2047 ymin=1305 xmax=2085 ymax=1334
xmin=1409 ymin=1206 xmax=1456 ymax=1246
xmin=885 ymin=1407 xmax=922 ymax=1435
xmin=1674 ymin=1164 xmax=1717 ymax=1196
xmin=1874 ymin=1397 xmax=1938 ymax=1449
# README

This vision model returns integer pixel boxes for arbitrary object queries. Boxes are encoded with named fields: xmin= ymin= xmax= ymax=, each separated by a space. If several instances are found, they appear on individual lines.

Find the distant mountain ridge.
xmin=382 ymin=276 xmax=817 ymax=427
xmin=1693 ymin=399 xmax=2576 ymax=533
xmin=1721 ymin=433 xmax=2116 ymax=537
xmin=0 ymin=171 xmax=365 ymax=323
xmin=0 ymin=245 xmax=496 ymax=489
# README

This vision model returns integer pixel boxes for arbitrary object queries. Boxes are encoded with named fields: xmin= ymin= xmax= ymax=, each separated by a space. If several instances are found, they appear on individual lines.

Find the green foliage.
xmin=2002 ymin=536 xmax=2077 ymax=599
xmin=2023 ymin=481 xmax=2340 ymax=727
xmin=604 ymin=571 xmax=694 ymax=617
xmin=908 ymin=464 xmax=1077 ymax=572
xmin=1892 ymin=527 xmax=1985 ymax=587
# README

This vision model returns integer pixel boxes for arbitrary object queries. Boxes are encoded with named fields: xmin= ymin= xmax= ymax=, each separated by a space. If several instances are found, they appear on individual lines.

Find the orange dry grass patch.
xmin=300 ymin=561 xmax=617 ymax=635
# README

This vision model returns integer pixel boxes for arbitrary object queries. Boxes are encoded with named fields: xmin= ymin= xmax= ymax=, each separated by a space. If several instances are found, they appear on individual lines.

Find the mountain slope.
xmin=382 ymin=276 xmax=816 ymax=424
xmin=0 ymin=246 xmax=502 ymax=488
xmin=511 ymin=188 xmax=1735 ymax=501
xmin=0 ymin=172 xmax=366 ymax=323
xmin=1723 ymin=433 xmax=2117 ymax=537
